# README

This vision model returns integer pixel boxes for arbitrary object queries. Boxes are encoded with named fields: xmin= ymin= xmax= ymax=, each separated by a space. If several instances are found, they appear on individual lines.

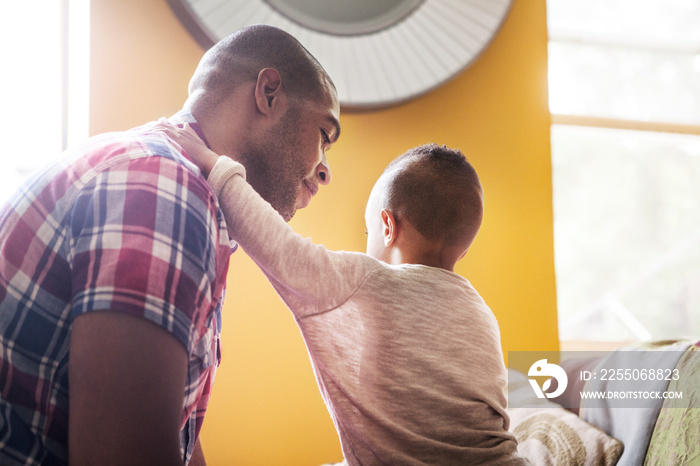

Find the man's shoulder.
xmin=73 ymin=127 xmax=205 ymax=191
xmin=80 ymin=127 xmax=181 ymax=165
xmin=70 ymin=112 xmax=204 ymax=185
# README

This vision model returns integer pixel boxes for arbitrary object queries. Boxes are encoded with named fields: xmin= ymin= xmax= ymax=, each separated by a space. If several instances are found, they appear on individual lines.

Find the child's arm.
xmin=162 ymin=123 xmax=376 ymax=318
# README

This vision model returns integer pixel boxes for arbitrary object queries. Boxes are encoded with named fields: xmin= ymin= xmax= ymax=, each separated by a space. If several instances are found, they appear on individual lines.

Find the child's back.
xmin=304 ymin=262 xmax=520 ymax=464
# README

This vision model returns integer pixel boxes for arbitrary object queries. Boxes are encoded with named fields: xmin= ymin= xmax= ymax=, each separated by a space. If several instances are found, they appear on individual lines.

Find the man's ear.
xmin=254 ymin=68 xmax=284 ymax=116
xmin=381 ymin=210 xmax=399 ymax=247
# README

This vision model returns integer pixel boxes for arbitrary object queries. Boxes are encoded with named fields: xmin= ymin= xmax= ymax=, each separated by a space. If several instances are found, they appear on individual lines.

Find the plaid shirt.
xmin=0 ymin=112 xmax=231 ymax=465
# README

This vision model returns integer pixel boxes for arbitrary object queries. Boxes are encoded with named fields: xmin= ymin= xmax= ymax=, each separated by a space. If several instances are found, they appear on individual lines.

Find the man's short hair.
xmin=189 ymin=24 xmax=334 ymax=105
xmin=381 ymin=143 xmax=484 ymax=249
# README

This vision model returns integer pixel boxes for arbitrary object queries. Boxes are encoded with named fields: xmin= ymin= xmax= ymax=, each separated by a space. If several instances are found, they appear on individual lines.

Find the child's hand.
xmin=152 ymin=120 xmax=219 ymax=178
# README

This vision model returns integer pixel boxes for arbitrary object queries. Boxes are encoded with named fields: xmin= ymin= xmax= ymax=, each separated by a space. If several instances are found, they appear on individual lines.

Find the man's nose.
xmin=316 ymin=153 xmax=331 ymax=185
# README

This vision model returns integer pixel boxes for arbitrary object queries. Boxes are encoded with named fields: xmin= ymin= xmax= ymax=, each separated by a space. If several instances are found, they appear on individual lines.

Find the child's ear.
xmin=381 ymin=210 xmax=398 ymax=247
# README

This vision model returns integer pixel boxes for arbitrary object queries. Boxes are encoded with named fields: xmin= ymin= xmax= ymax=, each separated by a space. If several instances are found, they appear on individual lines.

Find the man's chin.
xmin=281 ymin=207 xmax=296 ymax=223
xmin=261 ymin=193 xmax=296 ymax=222
xmin=295 ymin=197 xmax=311 ymax=211
xmin=295 ymin=182 xmax=315 ymax=211
xmin=251 ymin=182 xmax=297 ymax=222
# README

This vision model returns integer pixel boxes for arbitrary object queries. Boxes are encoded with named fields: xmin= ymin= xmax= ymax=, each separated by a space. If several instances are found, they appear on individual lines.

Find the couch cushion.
xmin=507 ymin=369 xmax=623 ymax=466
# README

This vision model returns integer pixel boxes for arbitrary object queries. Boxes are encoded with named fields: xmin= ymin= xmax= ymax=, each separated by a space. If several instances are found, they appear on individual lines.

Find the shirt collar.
xmin=169 ymin=110 xmax=212 ymax=149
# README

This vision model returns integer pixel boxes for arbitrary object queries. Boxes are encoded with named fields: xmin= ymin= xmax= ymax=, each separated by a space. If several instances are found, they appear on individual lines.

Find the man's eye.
xmin=321 ymin=130 xmax=331 ymax=145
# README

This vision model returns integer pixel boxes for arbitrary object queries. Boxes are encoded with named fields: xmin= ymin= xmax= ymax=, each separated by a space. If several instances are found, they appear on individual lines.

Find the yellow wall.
xmin=90 ymin=0 xmax=558 ymax=464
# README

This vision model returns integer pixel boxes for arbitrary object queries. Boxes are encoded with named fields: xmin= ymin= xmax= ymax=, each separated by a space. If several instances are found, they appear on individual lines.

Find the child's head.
xmin=364 ymin=144 xmax=484 ymax=271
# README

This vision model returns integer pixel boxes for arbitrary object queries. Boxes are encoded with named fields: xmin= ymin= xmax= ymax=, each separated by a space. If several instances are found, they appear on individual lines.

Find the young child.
xmin=167 ymin=125 xmax=526 ymax=465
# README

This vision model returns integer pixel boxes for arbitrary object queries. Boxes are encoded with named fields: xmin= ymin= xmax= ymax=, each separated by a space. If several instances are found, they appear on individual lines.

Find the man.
xmin=0 ymin=24 xmax=340 ymax=465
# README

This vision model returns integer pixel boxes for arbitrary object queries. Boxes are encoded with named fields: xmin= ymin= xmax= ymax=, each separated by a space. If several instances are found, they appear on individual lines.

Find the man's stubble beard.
xmin=243 ymin=109 xmax=304 ymax=222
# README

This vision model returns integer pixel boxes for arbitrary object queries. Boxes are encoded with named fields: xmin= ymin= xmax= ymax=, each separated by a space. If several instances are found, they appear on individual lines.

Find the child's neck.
xmin=389 ymin=248 xmax=456 ymax=272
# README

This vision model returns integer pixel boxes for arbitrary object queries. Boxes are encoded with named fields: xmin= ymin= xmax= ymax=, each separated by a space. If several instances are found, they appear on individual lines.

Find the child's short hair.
xmin=381 ymin=143 xmax=484 ymax=249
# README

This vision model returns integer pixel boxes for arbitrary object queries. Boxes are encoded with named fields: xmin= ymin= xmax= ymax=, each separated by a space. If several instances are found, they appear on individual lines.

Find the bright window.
xmin=0 ymin=0 xmax=90 ymax=203
xmin=548 ymin=0 xmax=700 ymax=341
